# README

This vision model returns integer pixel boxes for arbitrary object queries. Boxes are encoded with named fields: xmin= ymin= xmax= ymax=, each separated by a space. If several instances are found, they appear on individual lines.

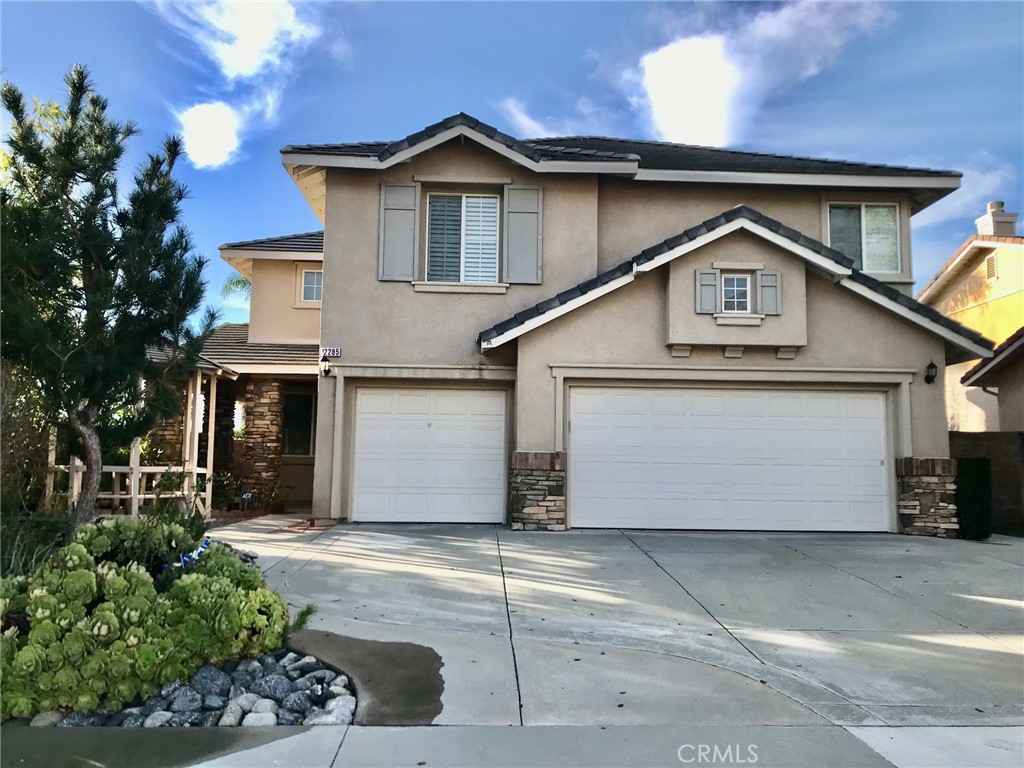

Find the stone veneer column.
xmin=148 ymin=381 xmax=186 ymax=464
xmin=212 ymin=380 xmax=237 ymax=476
xmin=896 ymin=457 xmax=959 ymax=537
xmin=242 ymin=378 xmax=283 ymax=506
xmin=509 ymin=451 xmax=566 ymax=531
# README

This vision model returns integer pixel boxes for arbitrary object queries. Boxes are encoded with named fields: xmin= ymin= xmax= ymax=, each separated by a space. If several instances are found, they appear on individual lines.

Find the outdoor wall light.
xmin=320 ymin=354 xmax=331 ymax=377
xmin=924 ymin=360 xmax=938 ymax=384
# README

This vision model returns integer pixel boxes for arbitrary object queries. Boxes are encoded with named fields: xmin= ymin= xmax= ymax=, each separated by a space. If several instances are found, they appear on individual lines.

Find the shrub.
xmin=956 ymin=457 xmax=992 ymax=541
xmin=0 ymin=517 xmax=288 ymax=719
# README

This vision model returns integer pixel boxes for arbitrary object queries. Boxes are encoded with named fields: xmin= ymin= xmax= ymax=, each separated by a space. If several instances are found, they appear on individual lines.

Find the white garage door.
xmin=352 ymin=388 xmax=506 ymax=523
xmin=570 ymin=387 xmax=890 ymax=531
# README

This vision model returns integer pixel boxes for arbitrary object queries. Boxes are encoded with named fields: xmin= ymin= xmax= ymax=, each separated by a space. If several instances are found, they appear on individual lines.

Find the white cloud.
xmin=176 ymin=101 xmax=242 ymax=169
xmin=497 ymin=96 xmax=614 ymax=138
xmin=632 ymin=1 xmax=891 ymax=146
xmin=912 ymin=154 xmax=1018 ymax=229
xmin=640 ymin=36 xmax=739 ymax=147
xmin=151 ymin=1 xmax=323 ymax=169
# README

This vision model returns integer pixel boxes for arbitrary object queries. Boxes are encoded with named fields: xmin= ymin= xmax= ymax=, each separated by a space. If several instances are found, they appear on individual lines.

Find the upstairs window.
xmin=828 ymin=203 xmax=900 ymax=273
xmin=301 ymin=270 xmax=323 ymax=302
xmin=427 ymin=194 xmax=500 ymax=283
xmin=721 ymin=274 xmax=751 ymax=313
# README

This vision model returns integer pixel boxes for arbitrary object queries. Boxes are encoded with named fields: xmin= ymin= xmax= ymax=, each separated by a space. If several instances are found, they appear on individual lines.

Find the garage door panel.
xmin=570 ymin=387 xmax=889 ymax=532
xmin=352 ymin=388 xmax=506 ymax=523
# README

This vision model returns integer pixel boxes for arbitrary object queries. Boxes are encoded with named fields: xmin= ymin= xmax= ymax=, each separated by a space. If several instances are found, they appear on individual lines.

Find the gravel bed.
xmin=29 ymin=649 xmax=355 ymax=728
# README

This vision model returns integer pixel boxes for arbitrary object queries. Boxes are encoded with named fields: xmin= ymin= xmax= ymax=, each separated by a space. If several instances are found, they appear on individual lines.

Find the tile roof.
xmin=281 ymin=112 xmax=959 ymax=180
xmin=220 ymin=231 xmax=324 ymax=252
xmin=477 ymin=205 xmax=992 ymax=350
xmin=202 ymin=324 xmax=320 ymax=367
xmin=962 ymin=324 xmax=1024 ymax=385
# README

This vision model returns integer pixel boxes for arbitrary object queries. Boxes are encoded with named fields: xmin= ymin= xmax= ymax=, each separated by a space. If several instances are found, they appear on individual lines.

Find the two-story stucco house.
xmin=202 ymin=114 xmax=993 ymax=536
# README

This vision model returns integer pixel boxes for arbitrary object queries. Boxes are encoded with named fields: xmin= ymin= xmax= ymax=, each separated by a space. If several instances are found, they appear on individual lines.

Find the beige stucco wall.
xmin=516 ymin=264 xmax=948 ymax=457
xmin=248 ymin=260 xmax=322 ymax=344
xmin=595 ymin=180 xmax=915 ymax=289
xmin=320 ymin=141 xmax=598 ymax=367
xmin=945 ymin=360 xmax=1000 ymax=431
xmin=991 ymin=355 xmax=1024 ymax=431
xmin=666 ymin=232 xmax=808 ymax=348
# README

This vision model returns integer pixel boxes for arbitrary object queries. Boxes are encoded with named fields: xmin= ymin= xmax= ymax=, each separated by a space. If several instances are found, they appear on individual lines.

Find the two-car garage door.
xmin=569 ymin=387 xmax=890 ymax=531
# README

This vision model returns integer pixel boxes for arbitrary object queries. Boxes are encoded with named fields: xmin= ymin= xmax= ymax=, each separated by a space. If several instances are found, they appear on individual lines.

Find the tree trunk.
xmin=67 ymin=410 xmax=103 ymax=537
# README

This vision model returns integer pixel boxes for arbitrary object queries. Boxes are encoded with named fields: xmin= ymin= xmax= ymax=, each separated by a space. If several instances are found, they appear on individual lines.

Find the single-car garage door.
xmin=570 ymin=387 xmax=890 ymax=531
xmin=352 ymin=388 xmax=506 ymax=523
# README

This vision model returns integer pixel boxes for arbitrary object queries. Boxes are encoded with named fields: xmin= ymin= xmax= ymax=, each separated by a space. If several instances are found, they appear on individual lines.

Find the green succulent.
xmin=27 ymin=619 xmax=61 ymax=648
xmin=13 ymin=645 xmax=47 ymax=677
xmin=61 ymin=569 xmax=98 ymax=604
xmin=27 ymin=592 xmax=58 ymax=620
xmin=87 ymin=611 xmax=120 ymax=643
xmin=60 ymin=544 xmax=94 ymax=571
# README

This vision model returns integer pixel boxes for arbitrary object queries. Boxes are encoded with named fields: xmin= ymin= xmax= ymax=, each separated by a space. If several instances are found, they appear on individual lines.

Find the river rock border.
xmin=30 ymin=650 xmax=355 ymax=728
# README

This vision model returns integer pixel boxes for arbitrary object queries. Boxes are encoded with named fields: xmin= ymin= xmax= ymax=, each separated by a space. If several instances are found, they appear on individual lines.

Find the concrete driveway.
xmin=210 ymin=519 xmax=1024 ymax=766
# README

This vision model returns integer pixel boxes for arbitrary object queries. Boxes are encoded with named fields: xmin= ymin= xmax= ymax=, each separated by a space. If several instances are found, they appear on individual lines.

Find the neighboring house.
xmin=962 ymin=326 xmax=1024 ymax=432
xmin=197 ymin=113 xmax=994 ymax=535
xmin=916 ymin=201 xmax=1023 ymax=431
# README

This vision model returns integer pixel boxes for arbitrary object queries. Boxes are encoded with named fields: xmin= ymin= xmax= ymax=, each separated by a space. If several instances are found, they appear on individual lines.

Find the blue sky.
xmin=3 ymin=1 xmax=1022 ymax=324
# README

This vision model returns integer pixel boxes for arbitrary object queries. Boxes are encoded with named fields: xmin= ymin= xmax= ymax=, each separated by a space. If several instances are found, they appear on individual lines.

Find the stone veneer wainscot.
xmin=510 ymin=451 xmax=566 ymax=531
xmin=896 ymin=457 xmax=959 ymax=537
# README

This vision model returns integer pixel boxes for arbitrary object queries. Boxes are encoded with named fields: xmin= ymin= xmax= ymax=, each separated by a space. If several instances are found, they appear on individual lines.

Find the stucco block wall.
xmin=950 ymin=431 xmax=1024 ymax=530
xmin=990 ymin=354 xmax=1024 ymax=431
xmin=248 ymin=260 xmax=321 ymax=344
xmin=516 ymin=263 xmax=948 ymax=457
xmin=944 ymin=359 xmax=1000 ymax=431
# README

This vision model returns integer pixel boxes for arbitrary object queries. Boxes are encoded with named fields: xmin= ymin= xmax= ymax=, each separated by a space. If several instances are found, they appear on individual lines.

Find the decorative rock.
xmin=234 ymin=693 xmax=260 ymax=713
xmin=141 ymin=697 xmax=168 ymax=716
xmin=202 ymin=694 xmax=226 ymax=711
xmin=168 ymin=711 xmax=205 ymax=727
xmin=252 ymin=698 xmax=279 ymax=715
xmin=121 ymin=714 xmax=147 ymax=728
xmin=228 ymin=684 xmax=246 ymax=700
xmin=285 ymin=655 xmax=317 ymax=671
xmin=84 ymin=715 xmax=109 ymax=727
xmin=259 ymin=654 xmax=283 ymax=674
xmin=276 ymin=710 xmax=303 ymax=726
xmin=221 ymin=660 xmax=239 ymax=675
xmin=303 ymin=707 xmax=342 ymax=726
xmin=192 ymin=665 xmax=233 ymax=697
xmin=286 ymin=669 xmax=302 ymax=681
xmin=105 ymin=712 xmax=130 ymax=728
xmin=231 ymin=672 xmax=256 ymax=690
xmin=288 ymin=660 xmax=320 ymax=677
xmin=330 ymin=675 xmax=350 ymax=691
xmin=293 ymin=677 xmax=313 ymax=692
xmin=303 ymin=669 xmax=337 ymax=685
xmin=201 ymin=711 xmax=222 ymax=727
xmin=281 ymin=691 xmax=312 ymax=713
xmin=278 ymin=652 xmax=300 ymax=668
xmin=58 ymin=712 xmax=90 ymax=728
xmin=30 ymin=711 xmax=64 ymax=727
xmin=160 ymin=680 xmax=184 ymax=699
xmin=307 ymin=682 xmax=330 ymax=707
xmin=143 ymin=711 xmax=173 ymax=728
xmin=250 ymin=674 xmax=294 ymax=703
xmin=326 ymin=695 xmax=356 ymax=717
xmin=237 ymin=660 xmax=263 ymax=677
xmin=241 ymin=712 xmax=277 ymax=727
xmin=218 ymin=702 xmax=244 ymax=727
xmin=122 ymin=707 xmax=143 ymax=715
xmin=169 ymin=687 xmax=203 ymax=712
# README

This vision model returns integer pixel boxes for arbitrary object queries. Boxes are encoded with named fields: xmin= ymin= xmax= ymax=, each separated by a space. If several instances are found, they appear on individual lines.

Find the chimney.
xmin=975 ymin=201 xmax=1019 ymax=236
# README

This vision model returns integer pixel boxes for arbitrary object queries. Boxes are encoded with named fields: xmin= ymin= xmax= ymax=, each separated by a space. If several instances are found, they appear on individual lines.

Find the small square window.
xmin=302 ymin=270 xmax=323 ymax=302
xmin=722 ymin=274 xmax=750 ymax=313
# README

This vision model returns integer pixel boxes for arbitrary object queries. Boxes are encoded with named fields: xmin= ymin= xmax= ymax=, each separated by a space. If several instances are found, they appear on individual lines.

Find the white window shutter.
xmin=462 ymin=195 xmax=499 ymax=282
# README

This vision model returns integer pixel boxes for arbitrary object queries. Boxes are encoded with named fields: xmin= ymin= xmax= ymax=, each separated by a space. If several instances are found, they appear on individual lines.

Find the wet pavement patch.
xmin=0 ymin=721 xmax=312 ymax=768
xmin=289 ymin=629 xmax=444 ymax=725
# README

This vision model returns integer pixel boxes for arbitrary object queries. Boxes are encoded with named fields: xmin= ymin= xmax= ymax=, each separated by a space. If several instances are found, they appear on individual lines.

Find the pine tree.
xmin=1 ymin=65 xmax=216 ymax=529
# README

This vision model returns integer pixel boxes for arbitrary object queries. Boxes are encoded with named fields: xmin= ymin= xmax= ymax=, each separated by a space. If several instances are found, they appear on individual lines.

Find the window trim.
xmin=425 ymin=191 xmax=501 ymax=284
xmin=721 ymin=273 xmax=752 ymax=314
xmin=827 ymin=202 xmax=901 ymax=274
xmin=301 ymin=269 xmax=323 ymax=302
xmin=293 ymin=264 xmax=324 ymax=308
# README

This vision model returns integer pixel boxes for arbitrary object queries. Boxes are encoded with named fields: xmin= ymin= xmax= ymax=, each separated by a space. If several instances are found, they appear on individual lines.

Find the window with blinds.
xmin=427 ymin=194 xmax=499 ymax=283
xmin=828 ymin=203 xmax=900 ymax=273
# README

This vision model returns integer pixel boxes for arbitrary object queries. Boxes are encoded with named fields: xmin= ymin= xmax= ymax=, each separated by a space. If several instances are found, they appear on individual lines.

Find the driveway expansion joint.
xmin=494 ymin=527 xmax=525 ymax=726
